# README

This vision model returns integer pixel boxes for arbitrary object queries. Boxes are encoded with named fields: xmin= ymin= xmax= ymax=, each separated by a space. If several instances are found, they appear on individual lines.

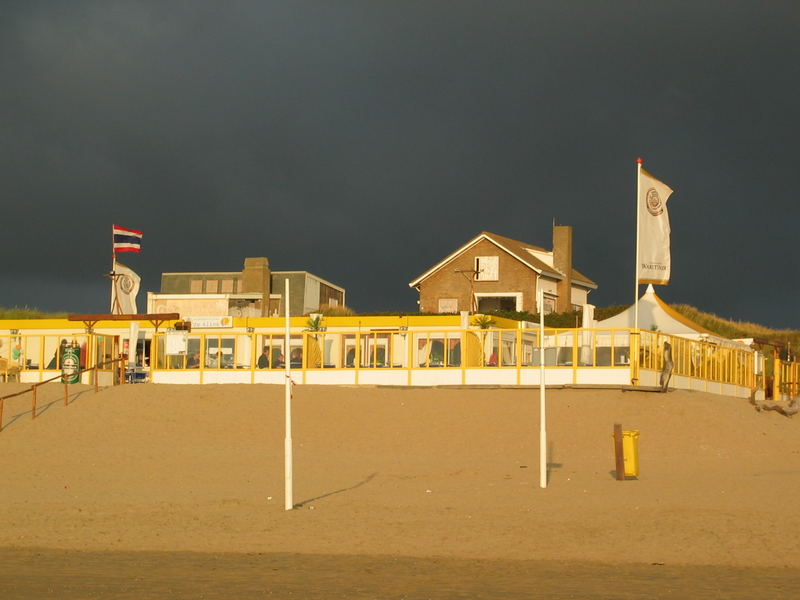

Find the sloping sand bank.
xmin=1 ymin=383 xmax=798 ymax=568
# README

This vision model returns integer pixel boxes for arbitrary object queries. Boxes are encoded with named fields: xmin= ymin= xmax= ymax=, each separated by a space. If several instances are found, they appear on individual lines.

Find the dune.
xmin=0 ymin=382 xmax=798 ymax=568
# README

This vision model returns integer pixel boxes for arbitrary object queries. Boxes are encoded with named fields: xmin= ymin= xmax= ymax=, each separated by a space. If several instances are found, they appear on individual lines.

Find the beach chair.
xmin=0 ymin=357 xmax=21 ymax=382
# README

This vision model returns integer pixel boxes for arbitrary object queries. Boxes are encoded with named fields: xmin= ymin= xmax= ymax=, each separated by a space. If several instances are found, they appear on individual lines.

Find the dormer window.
xmin=474 ymin=256 xmax=499 ymax=281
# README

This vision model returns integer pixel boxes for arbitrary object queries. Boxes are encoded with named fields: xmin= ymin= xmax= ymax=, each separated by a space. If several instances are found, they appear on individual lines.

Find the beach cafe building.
xmin=1 ymin=308 xmax=796 ymax=403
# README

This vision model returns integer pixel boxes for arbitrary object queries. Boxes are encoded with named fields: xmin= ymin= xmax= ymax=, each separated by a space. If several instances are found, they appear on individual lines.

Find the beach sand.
xmin=1 ymin=382 xmax=798 ymax=595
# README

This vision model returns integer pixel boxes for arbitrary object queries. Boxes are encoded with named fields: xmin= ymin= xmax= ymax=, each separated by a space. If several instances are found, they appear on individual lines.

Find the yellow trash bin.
xmin=621 ymin=430 xmax=640 ymax=477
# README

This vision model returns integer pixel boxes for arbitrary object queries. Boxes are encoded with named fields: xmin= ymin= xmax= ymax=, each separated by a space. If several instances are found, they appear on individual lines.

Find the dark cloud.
xmin=1 ymin=1 xmax=798 ymax=327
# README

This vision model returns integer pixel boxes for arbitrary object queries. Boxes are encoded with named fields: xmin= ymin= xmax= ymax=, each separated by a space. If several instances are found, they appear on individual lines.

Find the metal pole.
xmin=284 ymin=278 xmax=293 ymax=510
xmin=538 ymin=287 xmax=547 ymax=489
xmin=632 ymin=158 xmax=643 ymax=386
xmin=634 ymin=158 xmax=642 ymax=332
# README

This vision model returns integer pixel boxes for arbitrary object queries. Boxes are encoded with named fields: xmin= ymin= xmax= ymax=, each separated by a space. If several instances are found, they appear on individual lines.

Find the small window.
xmin=475 ymin=256 xmax=499 ymax=281
xmin=206 ymin=280 xmax=219 ymax=293
xmin=221 ymin=279 xmax=234 ymax=293
xmin=438 ymin=298 xmax=458 ymax=313
xmin=190 ymin=280 xmax=203 ymax=294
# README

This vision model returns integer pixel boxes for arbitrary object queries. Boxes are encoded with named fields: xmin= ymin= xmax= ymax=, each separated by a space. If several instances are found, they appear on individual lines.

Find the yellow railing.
xmin=0 ymin=333 xmax=119 ymax=375
xmin=638 ymin=330 xmax=756 ymax=388
xmin=775 ymin=359 xmax=800 ymax=399
xmin=2 ymin=328 xmax=778 ymax=393
xmin=145 ymin=327 xmax=770 ymax=392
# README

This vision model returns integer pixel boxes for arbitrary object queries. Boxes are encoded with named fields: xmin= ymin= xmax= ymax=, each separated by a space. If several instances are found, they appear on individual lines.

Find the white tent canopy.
xmin=597 ymin=285 xmax=746 ymax=348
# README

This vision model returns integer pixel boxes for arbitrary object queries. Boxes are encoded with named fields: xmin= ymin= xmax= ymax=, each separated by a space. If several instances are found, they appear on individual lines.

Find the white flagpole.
xmin=634 ymin=158 xmax=642 ymax=332
xmin=284 ymin=278 xmax=293 ymax=511
xmin=111 ymin=227 xmax=118 ymax=314
xmin=538 ymin=286 xmax=547 ymax=489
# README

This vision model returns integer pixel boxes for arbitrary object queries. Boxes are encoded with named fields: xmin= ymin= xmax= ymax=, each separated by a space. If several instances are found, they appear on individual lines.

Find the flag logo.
xmin=646 ymin=188 xmax=664 ymax=216
xmin=119 ymin=273 xmax=136 ymax=294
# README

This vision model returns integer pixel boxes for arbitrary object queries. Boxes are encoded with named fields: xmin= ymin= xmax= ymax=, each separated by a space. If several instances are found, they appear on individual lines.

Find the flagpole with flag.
xmin=633 ymin=159 xmax=673 ymax=385
xmin=635 ymin=158 xmax=642 ymax=333
xmin=634 ymin=159 xmax=674 ymax=327
xmin=110 ymin=225 xmax=143 ymax=314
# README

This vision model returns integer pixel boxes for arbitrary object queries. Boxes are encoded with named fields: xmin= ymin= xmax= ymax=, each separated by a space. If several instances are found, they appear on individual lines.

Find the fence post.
xmin=64 ymin=382 xmax=68 ymax=407
xmin=630 ymin=330 xmax=640 ymax=386
xmin=94 ymin=366 xmax=99 ymax=393
xmin=32 ymin=385 xmax=37 ymax=419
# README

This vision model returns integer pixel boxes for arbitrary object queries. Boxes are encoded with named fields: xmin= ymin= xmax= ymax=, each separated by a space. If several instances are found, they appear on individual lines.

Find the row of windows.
xmin=437 ymin=294 xmax=557 ymax=314
xmin=189 ymin=279 xmax=239 ymax=294
xmin=152 ymin=330 xmax=636 ymax=371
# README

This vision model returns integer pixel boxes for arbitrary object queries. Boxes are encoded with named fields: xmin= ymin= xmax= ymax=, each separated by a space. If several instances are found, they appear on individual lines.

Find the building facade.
xmin=149 ymin=257 xmax=345 ymax=318
xmin=409 ymin=226 xmax=597 ymax=314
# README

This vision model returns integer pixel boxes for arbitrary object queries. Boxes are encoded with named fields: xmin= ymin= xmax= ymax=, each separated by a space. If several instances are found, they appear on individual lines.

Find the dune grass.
xmin=0 ymin=306 xmax=67 ymax=319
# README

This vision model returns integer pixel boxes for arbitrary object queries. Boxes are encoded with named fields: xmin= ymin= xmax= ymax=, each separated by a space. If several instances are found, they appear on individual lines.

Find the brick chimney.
xmin=241 ymin=257 xmax=271 ymax=316
xmin=553 ymin=225 xmax=573 ymax=313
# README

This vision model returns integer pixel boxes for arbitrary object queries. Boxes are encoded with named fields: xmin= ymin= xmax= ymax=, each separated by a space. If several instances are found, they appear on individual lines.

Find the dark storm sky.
xmin=2 ymin=1 xmax=798 ymax=328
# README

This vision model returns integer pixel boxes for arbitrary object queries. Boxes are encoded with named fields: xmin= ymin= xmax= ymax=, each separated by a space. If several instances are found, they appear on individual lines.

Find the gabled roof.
xmin=408 ymin=231 xmax=597 ymax=289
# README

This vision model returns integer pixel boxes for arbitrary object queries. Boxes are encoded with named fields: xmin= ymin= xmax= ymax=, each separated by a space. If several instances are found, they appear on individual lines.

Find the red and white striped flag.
xmin=112 ymin=225 xmax=143 ymax=253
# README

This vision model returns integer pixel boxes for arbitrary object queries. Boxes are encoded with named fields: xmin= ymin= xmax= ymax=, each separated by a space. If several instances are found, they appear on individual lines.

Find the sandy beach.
xmin=1 ymin=382 xmax=799 ymax=595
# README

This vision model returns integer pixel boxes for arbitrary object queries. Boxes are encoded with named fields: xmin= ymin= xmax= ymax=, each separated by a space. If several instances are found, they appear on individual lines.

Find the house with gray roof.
xmin=408 ymin=225 xmax=597 ymax=314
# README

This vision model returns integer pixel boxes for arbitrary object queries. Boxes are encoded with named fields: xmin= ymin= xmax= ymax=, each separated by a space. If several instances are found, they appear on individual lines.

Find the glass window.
xmin=578 ymin=330 xmax=595 ymax=367
xmin=343 ymin=334 xmax=357 ymax=368
xmin=185 ymin=336 xmax=201 ymax=368
xmin=221 ymin=279 xmax=234 ymax=293
xmin=288 ymin=337 xmax=303 ymax=368
xmin=220 ymin=337 xmax=235 ymax=368
xmin=206 ymin=280 xmax=219 ymax=293
xmin=235 ymin=334 xmax=252 ymax=369
xmin=500 ymin=331 xmax=517 ymax=366
xmin=190 ymin=280 xmax=203 ymax=293
xmin=593 ymin=331 xmax=612 ymax=367
xmin=414 ymin=333 xmax=431 ymax=367
xmin=391 ymin=333 xmax=407 ymax=368
xmin=44 ymin=336 xmax=66 ymax=370
xmin=23 ymin=335 xmax=42 ymax=370
xmin=205 ymin=336 xmax=221 ymax=368
xmin=322 ymin=335 xmax=338 ymax=368
xmin=613 ymin=331 xmax=630 ymax=366
xmin=258 ymin=334 xmax=287 ymax=369
xmin=484 ymin=331 xmax=500 ymax=367
xmin=447 ymin=335 xmax=461 ymax=367
xmin=361 ymin=333 xmax=391 ymax=368
xmin=521 ymin=331 xmax=538 ymax=366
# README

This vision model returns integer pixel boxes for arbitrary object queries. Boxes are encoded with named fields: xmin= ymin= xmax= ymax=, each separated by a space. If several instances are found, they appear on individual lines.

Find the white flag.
xmin=638 ymin=168 xmax=673 ymax=285
xmin=111 ymin=260 xmax=141 ymax=314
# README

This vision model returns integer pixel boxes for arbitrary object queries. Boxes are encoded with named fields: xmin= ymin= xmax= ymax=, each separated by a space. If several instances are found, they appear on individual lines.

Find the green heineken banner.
xmin=61 ymin=342 xmax=81 ymax=384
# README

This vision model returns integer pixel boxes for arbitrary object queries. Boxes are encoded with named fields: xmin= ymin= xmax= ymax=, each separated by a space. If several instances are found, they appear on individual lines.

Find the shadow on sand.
xmin=294 ymin=472 xmax=378 ymax=509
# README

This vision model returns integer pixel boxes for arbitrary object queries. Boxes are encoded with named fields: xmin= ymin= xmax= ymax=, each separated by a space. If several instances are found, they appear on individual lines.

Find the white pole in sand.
xmin=634 ymin=157 xmax=642 ymax=334
xmin=284 ymin=278 xmax=293 ymax=511
xmin=538 ymin=286 xmax=547 ymax=489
